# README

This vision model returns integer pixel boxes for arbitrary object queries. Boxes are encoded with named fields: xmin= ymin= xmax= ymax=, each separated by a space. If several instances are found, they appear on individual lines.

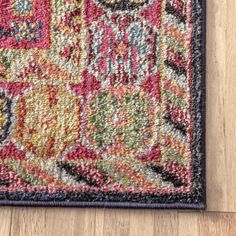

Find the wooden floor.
xmin=1 ymin=0 xmax=236 ymax=235
xmin=1 ymin=208 xmax=236 ymax=236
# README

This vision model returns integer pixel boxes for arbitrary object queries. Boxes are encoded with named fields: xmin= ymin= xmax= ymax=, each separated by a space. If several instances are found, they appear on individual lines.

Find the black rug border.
xmin=0 ymin=0 xmax=206 ymax=209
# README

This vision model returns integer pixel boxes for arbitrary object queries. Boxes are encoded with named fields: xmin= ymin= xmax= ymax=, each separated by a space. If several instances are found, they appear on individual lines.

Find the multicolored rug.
xmin=0 ymin=0 xmax=205 ymax=209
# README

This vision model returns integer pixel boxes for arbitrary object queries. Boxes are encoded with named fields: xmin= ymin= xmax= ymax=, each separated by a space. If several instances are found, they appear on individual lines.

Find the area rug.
xmin=0 ymin=0 xmax=206 ymax=209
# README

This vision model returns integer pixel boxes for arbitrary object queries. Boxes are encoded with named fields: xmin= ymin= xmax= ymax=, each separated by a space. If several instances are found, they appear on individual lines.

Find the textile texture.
xmin=0 ymin=0 xmax=206 ymax=209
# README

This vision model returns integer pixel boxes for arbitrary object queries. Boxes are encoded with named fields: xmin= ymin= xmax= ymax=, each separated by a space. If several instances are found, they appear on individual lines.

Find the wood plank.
xmin=10 ymin=207 xmax=46 ymax=236
xmin=45 ymin=208 xmax=96 ymax=236
xmin=129 ymin=210 xmax=154 ymax=236
xmin=103 ymin=209 xmax=130 ymax=236
xmin=206 ymin=0 xmax=228 ymax=211
xmin=45 ymin=208 xmax=76 ymax=236
xmin=94 ymin=208 xmax=105 ymax=236
xmin=178 ymin=212 xmax=236 ymax=236
xmin=72 ymin=208 xmax=96 ymax=236
xmin=154 ymin=211 xmax=178 ymax=236
xmin=198 ymin=213 xmax=236 ymax=236
xmin=225 ymin=0 xmax=236 ymax=212
xmin=178 ymin=212 xmax=198 ymax=236
xmin=206 ymin=0 xmax=236 ymax=213
xmin=0 ymin=207 xmax=12 ymax=236
xmin=5 ymin=208 xmax=236 ymax=236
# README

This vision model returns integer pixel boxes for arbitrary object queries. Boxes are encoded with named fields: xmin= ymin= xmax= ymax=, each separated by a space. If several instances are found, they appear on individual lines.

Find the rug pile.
xmin=0 ymin=0 xmax=205 ymax=209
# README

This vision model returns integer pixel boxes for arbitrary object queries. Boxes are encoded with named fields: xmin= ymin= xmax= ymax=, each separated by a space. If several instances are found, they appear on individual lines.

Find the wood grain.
xmin=10 ymin=208 xmax=46 ymax=236
xmin=206 ymin=0 xmax=228 ymax=211
xmin=1 ymin=208 xmax=236 ymax=236
xmin=179 ymin=213 xmax=236 ymax=236
xmin=0 ymin=207 xmax=12 ymax=236
xmin=0 ymin=0 xmax=236 ymax=235
xmin=206 ymin=0 xmax=236 ymax=212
